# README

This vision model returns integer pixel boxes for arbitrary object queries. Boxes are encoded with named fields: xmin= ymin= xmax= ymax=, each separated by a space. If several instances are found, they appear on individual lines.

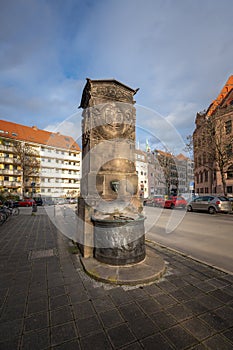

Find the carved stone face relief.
xmin=85 ymin=102 xmax=135 ymax=141
xmin=103 ymin=103 xmax=124 ymax=137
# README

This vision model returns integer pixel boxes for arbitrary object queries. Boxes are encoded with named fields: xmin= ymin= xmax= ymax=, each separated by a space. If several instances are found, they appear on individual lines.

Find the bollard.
xmin=31 ymin=203 xmax=37 ymax=215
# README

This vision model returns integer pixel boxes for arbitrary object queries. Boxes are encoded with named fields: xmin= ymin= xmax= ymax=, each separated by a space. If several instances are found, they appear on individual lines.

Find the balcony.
xmin=68 ymin=154 xmax=81 ymax=161
xmin=62 ymin=183 xmax=80 ymax=189
xmin=0 ymin=145 xmax=15 ymax=153
xmin=62 ymin=163 xmax=81 ymax=170
xmin=61 ymin=173 xmax=81 ymax=179
xmin=41 ymin=150 xmax=68 ymax=159
xmin=41 ymin=161 xmax=81 ymax=169
xmin=1 ymin=169 xmax=22 ymax=175
xmin=41 ymin=149 xmax=81 ymax=160
xmin=0 ymin=180 xmax=21 ymax=187
xmin=40 ymin=172 xmax=81 ymax=180
xmin=0 ymin=157 xmax=14 ymax=164
xmin=25 ymin=183 xmax=41 ymax=189
xmin=40 ymin=181 xmax=79 ymax=188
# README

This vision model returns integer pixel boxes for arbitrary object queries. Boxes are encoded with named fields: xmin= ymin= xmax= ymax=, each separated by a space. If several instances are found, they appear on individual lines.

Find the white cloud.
xmin=166 ymin=102 xmax=197 ymax=133
xmin=1 ymin=0 xmax=233 ymax=152
xmin=45 ymin=112 xmax=82 ymax=146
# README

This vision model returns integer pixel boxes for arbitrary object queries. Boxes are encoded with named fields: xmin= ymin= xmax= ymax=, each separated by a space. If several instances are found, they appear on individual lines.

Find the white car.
xmin=69 ymin=198 xmax=77 ymax=204
xmin=187 ymin=195 xmax=232 ymax=214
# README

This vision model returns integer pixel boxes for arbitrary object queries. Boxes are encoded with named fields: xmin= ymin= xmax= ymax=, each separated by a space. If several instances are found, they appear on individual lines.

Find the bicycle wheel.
xmin=0 ymin=212 xmax=7 ymax=224
xmin=12 ymin=207 xmax=20 ymax=216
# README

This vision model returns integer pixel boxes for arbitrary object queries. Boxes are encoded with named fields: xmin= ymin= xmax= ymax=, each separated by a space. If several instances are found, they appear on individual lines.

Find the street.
xmin=22 ymin=205 xmax=233 ymax=275
xmin=144 ymin=206 xmax=233 ymax=274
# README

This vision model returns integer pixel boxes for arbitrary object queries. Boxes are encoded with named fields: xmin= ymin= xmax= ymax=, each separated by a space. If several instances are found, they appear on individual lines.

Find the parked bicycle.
xmin=0 ymin=202 xmax=20 ymax=224
xmin=0 ymin=209 xmax=7 ymax=225
xmin=7 ymin=206 xmax=20 ymax=216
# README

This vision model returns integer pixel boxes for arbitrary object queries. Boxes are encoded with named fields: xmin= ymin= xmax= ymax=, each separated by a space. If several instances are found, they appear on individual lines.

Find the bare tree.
xmin=214 ymin=116 xmax=233 ymax=195
xmin=12 ymin=141 xmax=40 ymax=197
xmin=194 ymin=114 xmax=233 ymax=195
xmin=155 ymin=150 xmax=179 ymax=196
xmin=184 ymin=135 xmax=194 ymax=158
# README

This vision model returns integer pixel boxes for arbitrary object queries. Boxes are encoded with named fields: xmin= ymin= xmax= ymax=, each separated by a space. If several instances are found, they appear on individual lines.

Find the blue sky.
xmin=1 ymin=0 xmax=233 ymax=153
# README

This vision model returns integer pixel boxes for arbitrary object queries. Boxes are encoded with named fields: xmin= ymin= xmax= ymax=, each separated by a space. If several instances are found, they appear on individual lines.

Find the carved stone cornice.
xmin=214 ymin=104 xmax=233 ymax=117
xmin=79 ymin=78 xmax=138 ymax=108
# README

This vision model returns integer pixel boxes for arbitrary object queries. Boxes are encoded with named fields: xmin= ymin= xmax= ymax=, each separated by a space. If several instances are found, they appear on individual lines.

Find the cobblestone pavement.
xmin=0 ymin=207 xmax=233 ymax=349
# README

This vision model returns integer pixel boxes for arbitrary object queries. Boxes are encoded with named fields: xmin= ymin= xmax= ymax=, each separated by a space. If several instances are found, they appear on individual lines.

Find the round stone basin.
xmin=92 ymin=216 xmax=145 ymax=266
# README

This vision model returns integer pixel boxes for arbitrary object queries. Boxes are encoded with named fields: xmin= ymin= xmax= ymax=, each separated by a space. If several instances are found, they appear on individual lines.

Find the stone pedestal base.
xmin=92 ymin=216 xmax=145 ymax=266
xmin=80 ymin=245 xmax=166 ymax=285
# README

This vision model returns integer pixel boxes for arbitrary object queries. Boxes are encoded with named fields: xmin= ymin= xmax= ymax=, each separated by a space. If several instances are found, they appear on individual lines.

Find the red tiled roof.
xmin=156 ymin=150 xmax=173 ymax=158
xmin=207 ymin=75 xmax=233 ymax=116
xmin=0 ymin=119 xmax=81 ymax=151
xmin=176 ymin=153 xmax=188 ymax=161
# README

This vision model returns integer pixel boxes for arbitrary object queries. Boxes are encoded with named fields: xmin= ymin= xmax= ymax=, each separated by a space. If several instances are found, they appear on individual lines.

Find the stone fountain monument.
xmin=77 ymin=78 xmax=165 ymax=284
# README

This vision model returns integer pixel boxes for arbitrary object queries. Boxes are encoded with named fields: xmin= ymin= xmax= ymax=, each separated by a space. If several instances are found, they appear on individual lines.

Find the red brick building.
xmin=193 ymin=76 xmax=233 ymax=195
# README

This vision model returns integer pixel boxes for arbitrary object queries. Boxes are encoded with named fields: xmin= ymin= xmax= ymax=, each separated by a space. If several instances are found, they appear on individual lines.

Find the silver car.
xmin=187 ymin=195 xmax=232 ymax=214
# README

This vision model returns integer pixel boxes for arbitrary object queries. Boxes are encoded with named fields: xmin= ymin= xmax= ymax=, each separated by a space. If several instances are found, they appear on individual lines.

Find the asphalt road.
xmin=144 ymin=206 xmax=233 ymax=274
xmin=20 ymin=205 xmax=233 ymax=274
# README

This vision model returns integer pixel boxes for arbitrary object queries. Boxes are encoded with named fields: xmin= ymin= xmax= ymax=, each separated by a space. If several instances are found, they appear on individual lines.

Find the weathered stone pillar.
xmin=77 ymin=78 xmax=144 ymax=262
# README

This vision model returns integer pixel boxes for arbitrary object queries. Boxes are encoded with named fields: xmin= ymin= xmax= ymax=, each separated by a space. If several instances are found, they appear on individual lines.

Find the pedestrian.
xmin=31 ymin=202 xmax=37 ymax=215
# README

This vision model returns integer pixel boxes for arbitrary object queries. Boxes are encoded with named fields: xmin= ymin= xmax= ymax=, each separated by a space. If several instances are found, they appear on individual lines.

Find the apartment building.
xmin=135 ymin=148 xmax=193 ymax=197
xmin=193 ymin=76 xmax=233 ymax=195
xmin=135 ymin=149 xmax=148 ymax=198
xmin=176 ymin=154 xmax=194 ymax=194
xmin=0 ymin=120 xmax=81 ymax=199
xmin=154 ymin=150 xmax=179 ymax=196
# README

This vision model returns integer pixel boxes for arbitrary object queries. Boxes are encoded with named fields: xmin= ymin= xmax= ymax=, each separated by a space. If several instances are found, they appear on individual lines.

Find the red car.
xmin=18 ymin=199 xmax=36 ymax=207
xmin=164 ymin=196 xmax=187 ymax=209
xmin=152 ymin=195 xmax=165 ymax=207
xmin=143 ymin=195 xmax=165 ymax=207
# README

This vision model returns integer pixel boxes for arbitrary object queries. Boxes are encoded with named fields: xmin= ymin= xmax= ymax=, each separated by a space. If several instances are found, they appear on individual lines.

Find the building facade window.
xmin=226 ymin=143 xmax=233 ymax=157
xmin=200 ymin=172 xmax=203 ymax=183
xmin=225 ymin=120 xmax=232 ymax=135
xmin=227 ymin=166 xmax=233 ymax=179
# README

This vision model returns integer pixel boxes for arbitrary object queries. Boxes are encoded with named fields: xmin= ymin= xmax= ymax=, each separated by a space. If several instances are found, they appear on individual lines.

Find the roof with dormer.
xmin=0 ymin=119 xmax=81 ymax=151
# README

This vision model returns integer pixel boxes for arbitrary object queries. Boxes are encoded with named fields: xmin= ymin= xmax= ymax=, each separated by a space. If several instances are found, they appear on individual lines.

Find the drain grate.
xmin=29 ymin=248 xmax=57 ymax=260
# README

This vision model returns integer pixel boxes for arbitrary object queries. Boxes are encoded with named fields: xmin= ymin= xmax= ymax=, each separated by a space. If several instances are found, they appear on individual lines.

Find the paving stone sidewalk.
xmin=0 ymin=207 xmax=233 ymax=350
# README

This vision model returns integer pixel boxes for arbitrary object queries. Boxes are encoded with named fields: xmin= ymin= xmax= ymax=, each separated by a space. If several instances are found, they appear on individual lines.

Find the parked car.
xmin=152 ymin=195 xmax=165 ymax=207
xmin=56 ymin=199 xmax=68 ymax=205
xmin=187 ymin=195 xmax=232 ymax=214
xmin=3 ymin=200 xmax=19 ymax=208
xmin=228 ymin=197 xmax=233 ymax=210
xmin=181 ymin=193 xmax=199 ymax=203
xmin=143 ymin=195 xmax=164 ymax=207
xmin=164 ymin=196 xmax=187 ymax=209
xmin=33 ymin=197 xmax=43 ymax=206
xmin=18 ymin=199 xmax=35 ymax=207
xmin=69 ymin=198 xmax=77 ymax=204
